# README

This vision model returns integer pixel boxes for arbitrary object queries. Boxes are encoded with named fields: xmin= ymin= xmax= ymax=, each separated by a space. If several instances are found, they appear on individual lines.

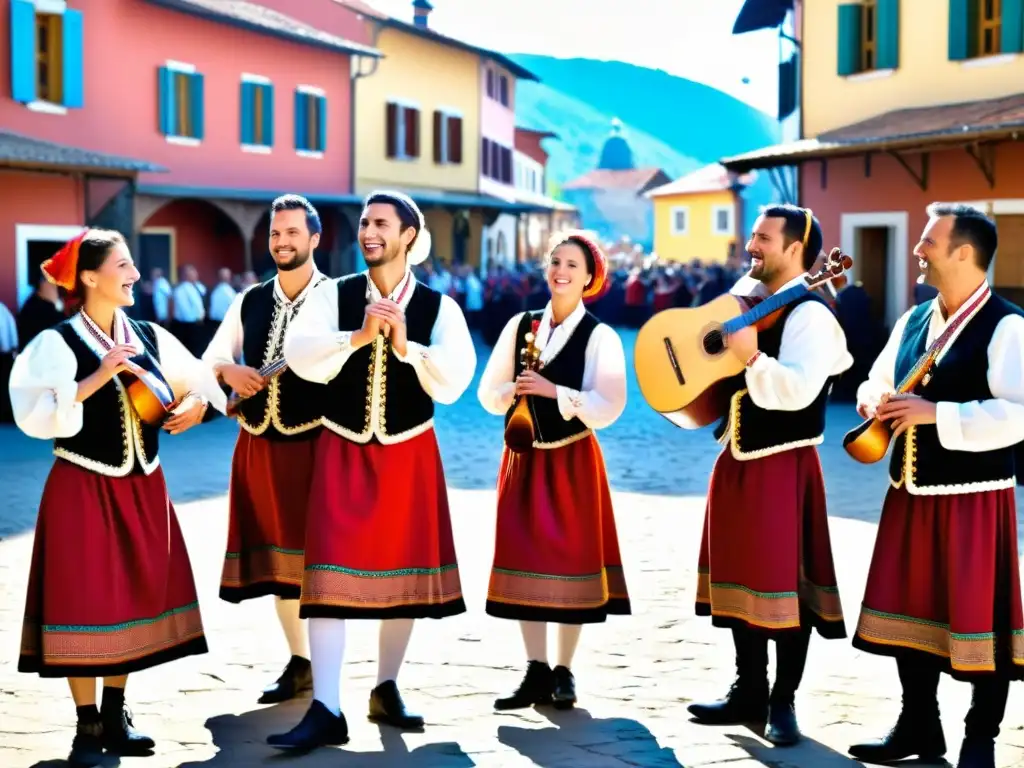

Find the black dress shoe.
xmin=368 ymin=680 xmax=424 ymax=729
xmin=267 ymin=699 xmax=350 ymax=750
xmin=100 ymin=703 xmax=156 ymax=755
xmin=495 ymin=660 xmax=555 ymax=710
xmin=848 ymin=710 xmax=947 ymax=764
xmin=259 ymin=655 xmax=313 ymax=704
xmin=957 ymin=739 xmax=995 ymax=768
xmin=68 ymin=720 xmax=104 ymax=767
xmin=552 ymin=665 xmax=577 ymax=710
xmin=687 ymin=680 xmax=769 ymax=725
xmin=764 ymin=698 xmax=800 ymax=746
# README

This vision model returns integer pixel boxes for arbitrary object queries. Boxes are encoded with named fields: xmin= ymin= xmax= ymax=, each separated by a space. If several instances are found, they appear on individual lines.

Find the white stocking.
xmin=377 ymin=619 xmax=415 ymax=686
xmin=309 ymin=618 xmax=346 ymax=716
xmin=519 ymin=621 xmax=548 ymax=664
xmin=556 ymin=624 xmax=583 ymax=669
xmin=274 ymin=596 xmax=309 ymax=659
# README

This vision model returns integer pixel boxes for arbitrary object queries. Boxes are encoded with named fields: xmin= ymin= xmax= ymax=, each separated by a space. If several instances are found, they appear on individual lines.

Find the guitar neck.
xmin=259 ymin=358 xmax=288 ymax=378
xmin=721 ymin=283 xmax=809 ymax=334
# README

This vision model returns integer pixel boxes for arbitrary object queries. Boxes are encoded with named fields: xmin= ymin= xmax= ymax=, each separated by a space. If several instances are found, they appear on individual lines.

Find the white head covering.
xmin=363 ymin=190 xmax=433 ymax=266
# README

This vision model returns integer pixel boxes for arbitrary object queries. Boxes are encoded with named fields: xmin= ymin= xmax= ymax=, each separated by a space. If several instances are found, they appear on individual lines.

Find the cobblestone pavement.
xmin=1 ymin=329 xmax=1023 ymax=766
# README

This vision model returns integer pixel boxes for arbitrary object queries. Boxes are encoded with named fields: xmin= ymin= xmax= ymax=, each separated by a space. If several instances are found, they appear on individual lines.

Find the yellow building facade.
xmin=647 ymin=164 xmax=744 ymax=264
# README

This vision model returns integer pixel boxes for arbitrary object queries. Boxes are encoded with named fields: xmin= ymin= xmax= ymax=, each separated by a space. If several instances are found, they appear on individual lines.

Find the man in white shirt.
xmin=208 ymin=268 xmax=237 ymax=324
xmin=171 ymin=265 xmax=206 ymax=355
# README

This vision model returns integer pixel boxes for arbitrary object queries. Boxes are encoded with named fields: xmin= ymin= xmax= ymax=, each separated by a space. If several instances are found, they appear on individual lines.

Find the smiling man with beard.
xmin=270 ymin=190 xmax=475 ymax=750
xmin=688 ymin=204 xmax=852 ymax=748
xmin=202 ymin=194 xmax=329 ymax=705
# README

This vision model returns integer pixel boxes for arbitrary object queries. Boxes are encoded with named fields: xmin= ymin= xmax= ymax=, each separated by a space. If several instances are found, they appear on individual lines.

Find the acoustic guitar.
xmin=225 ymin=357 xmax=289 ymax=417
xmin=634 ymin=248 xmax=853 ymax=426
xmin=120 ymin=361 xmax=181 ymax=426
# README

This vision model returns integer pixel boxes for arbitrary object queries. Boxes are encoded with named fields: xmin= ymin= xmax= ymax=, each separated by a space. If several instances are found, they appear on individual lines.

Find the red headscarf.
xmin=40 ymin=229 xmax=89 ymax=293
xmin=552 ymin=231 xmax=609 ymax=302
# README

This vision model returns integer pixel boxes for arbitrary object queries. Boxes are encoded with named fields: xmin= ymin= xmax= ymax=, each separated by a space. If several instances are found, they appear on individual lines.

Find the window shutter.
xmin=385 ymin=102 xmax=398 ymax=157
xmin=948 ymin=0 xmax=974 ymax=60
xmin=837 ymin=4 xmax=863 ymax=75
xmin=190 ymin=73 xmax=204 ymax=140
xmin=502 ymin=146 xmax=512 ymax=183
xmin=405 ymin=107 xmax=419 ymax=158
xmin=10 ymin=0 xmax=36 ymax=103
xmin=449 ymin=116 xmax=463 ymax=164
xmin=499 ymin=76 xmax=508 ymax=106
xmin=61 ymin=8 xmax=85 ymax=108
xmin=778 ymin=53 xmax=798 ymax=120
xmin=1003 ymin=0 xmax=1024 ymax=54
xmin=262 ymin=84 xmax=274 ymax=146
xmin=240 ymin=82 xmax=254 ymax=144
xmin=876 ymin=0 xmax=900 ymax=69
xmin=295 ymin=91 xmax=307 ymax=151
xmin=433 ymin=110 xmax=443 ymax=163
xmin=317 ymin=95 xmax=327 ymax=152
xmin=157 ymin=66 xmax=174 ymax=135
xmin=481 ymin=138 xmax=489 ymax=176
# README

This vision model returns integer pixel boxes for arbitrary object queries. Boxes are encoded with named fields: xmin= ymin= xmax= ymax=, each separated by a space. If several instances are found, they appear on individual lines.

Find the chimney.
xmin=413 ymin=0 xmax=433 ymax=27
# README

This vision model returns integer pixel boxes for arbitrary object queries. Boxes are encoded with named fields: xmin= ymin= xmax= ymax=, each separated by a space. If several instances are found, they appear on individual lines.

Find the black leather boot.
xmin=494 ymin=660 xmax=555 ymax=710
xmin=765 ymin=623 xmax=811 ymax=746
xmin=267 ymin=699 xmax=349 ymax=750
xmin=848 ymin=657 xmax=946 ymax=763
xmin=68 ymin=707 xmax=104 ymax=768
xmin=99 ymin=687 xmax=155 ymax=755
xmin=259 ymin=655 xmax=313 ymax=704
xmin=688 ymin=628 xmax=769 ymax=725
xmin=956 ymin=676 xmax=1009 ymax=768
xmin=552 ymin=665 xmax=577 ymax=710
xmin=368 ymin=679 xmax=424 ymax=729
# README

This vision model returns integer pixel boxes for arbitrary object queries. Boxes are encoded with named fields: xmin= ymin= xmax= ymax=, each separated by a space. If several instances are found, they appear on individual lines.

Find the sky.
xmin=364 ymin=0 xmax=784 ymax=116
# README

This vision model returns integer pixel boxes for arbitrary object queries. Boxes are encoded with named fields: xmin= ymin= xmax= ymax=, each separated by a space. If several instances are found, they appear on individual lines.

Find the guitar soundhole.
xmin=702 ymin=329 xmax=725 ymax=356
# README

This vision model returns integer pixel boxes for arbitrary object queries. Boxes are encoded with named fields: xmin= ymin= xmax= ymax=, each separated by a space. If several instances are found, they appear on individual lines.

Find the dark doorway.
xmin=855 ymin=226 xmax=890 ymax=326
xmin=138 ymin=232 xmax=173 ymax=277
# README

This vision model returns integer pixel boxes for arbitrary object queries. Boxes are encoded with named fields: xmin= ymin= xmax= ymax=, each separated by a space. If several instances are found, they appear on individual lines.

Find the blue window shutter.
xmin=190 ymin=73 xmax=204 ymax=140
xmin=317 ymin=95 xmax=327 ymax=152
xmin=876 ymin=0 xmax=900 ymax=69
xmin=240 ymin=82 xmax=254 ymax=145
xmin=295 ymin=91 xmax=307 ymax=151
xmin=837 ymin=4 xmax=863 ymax=76
xmin=10 ymin=0 xmax=36 ymax=103
xmin=948 ymin=0 xmax=974 ymax=60
xmin=262 ymin=84 xmax=274 ymax=146
xmin=1003 ymin=0 xmax=1024 ymax=54
xmin=61 ymin=8 xmax=85 ymax=107
xmin=157 ymin=66 xmax=174 ymax=135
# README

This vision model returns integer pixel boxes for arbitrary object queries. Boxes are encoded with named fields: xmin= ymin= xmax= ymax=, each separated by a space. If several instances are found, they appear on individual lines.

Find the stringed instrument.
xmin=633 ymin=247 xmax=853 ymax=426
xmin=120 ymin=361 xmax=180 ymax=426
xmin=226 ymin=357 xmax=289 ymax=417
xmin=504 ymin=320 xmax=542 ymax=453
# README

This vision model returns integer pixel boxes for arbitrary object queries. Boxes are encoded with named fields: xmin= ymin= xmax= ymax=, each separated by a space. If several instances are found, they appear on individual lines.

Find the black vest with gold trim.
xmin=321 ymin=275 xmax=441 ymax=443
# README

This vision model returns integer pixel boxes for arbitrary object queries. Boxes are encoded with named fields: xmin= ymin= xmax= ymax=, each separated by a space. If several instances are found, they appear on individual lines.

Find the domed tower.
xmin=597 ymin=118 xmax=635 ymax=171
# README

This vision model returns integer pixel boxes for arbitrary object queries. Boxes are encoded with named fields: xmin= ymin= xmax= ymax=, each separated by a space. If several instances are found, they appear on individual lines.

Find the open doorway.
xmin=16 ymin=224 xmax=89 ymax=308
xmin=854 ymin=226 xmax=890 ymax=326
xmin=993 ymin=214 xmax=1024 ymax=307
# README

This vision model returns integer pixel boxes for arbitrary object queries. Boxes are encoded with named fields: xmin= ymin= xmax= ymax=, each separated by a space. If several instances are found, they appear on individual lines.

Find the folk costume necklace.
xmin=905 ymin=284 xmax=991 ymax=390
xmin=79 ymin=309 xmax=132 ymax=352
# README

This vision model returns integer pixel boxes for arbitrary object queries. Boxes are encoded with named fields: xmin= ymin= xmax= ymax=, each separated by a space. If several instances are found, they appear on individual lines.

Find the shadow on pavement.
xmin=497 ymin=707 xmax=683 ymax=766
xmin=175 ymin=699 xmax=475 ymax=767
xmin=725 ymin=731 xmax=954 ymax=767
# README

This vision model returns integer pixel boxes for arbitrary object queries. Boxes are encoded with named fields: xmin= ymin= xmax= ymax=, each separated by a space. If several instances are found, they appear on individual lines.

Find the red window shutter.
xmin=433 ymin=110 xmax=443 ymax=163
xmin=405 ymin=107 xmax=419 ymax=158
xmin=385 ymin=102 xmax=397 ymax=158
xmin=449 ymin=116 xmax=462 ymax=164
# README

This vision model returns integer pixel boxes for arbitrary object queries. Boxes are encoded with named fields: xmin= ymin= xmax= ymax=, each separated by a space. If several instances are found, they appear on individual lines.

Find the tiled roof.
xmin=0 ymin=131 xmax=166 ymax=174
xmin=143 ymin=0 xmax=382 ymax=57
xmin=721 ymin=91 xmax=1024 ymax=171
xmin=563 ymin=167 xmax=669 ymax=192
xmin=335 ymin=0 xmax=538 ymax=81
xmin=645 ymin=163 xmax=756 ymax=198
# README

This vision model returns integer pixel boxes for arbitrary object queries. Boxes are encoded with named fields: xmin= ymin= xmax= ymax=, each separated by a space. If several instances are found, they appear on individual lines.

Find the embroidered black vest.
xmin=53 ymin=318 xmax=164 ymax=476
xmin=888 ymin=294 xmax=1022 ymax=493
xmin=504 ymin=310 xmax=598 ymax=448
xmin=714 ymin=293 xmax=835 ymax=458
xmin=235 ymin=277 xmax=327 ymax=441
xmin=321 ymin=275 xmax=442 ymax=443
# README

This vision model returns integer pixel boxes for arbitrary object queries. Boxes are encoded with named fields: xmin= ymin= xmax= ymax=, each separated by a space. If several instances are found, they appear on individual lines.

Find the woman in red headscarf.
xmin=477 ymin=231 xmax=631 ymax=711
xmin=7 ymin=229 xmax=226 ymax=767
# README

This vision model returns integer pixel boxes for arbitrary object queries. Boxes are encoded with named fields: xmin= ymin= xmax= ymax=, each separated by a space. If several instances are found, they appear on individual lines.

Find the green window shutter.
xmin=317 ymin=95 xmax=327 ymax=152
xmin=10 ymin=0 xmax=36 ymax=103
xmin=837 ymin=4 xmax=863 ymax=75
xmin=240 ymin=82 xmax=254 ymax=145
xmin=294 ymin=91 xmax=308 ymax=151
xmin=190 ymin=73 xmax=204 ymax=140
xmin=61 ymin=9 xmax=85 ymax=108
xmin=948 ymin=0 xmax=974 ymax=60
xmin=1002 ymin=0 xmax=1024 ymax=54
xmin=262 ymin=84 xmax=275 ymax=147
xmin=876 ymin=0 xmax=900 ymax=69
xmin=157 ymin=66 xmax=174 ymax=135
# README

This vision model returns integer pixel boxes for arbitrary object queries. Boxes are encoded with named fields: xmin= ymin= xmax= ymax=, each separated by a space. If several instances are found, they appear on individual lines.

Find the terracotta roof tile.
xmin=563 ymin=167 xmax=670 ymax=192
xmin=0 ymin=130 xmax=166 ymax=174
xmin=646 ymin=163 xmax=755 ymax=198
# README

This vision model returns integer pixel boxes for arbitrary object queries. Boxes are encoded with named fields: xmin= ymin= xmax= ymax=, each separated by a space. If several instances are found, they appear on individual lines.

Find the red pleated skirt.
xmin=853 ymin=486 xmax=1024 ymax=680
xmin=486 ymin=434 xmax=630 ymax=624
xmin=696 ymin=446 xmax=846 ymax=639
xmin=220 ymin=429 xmax=318 ymax=602
xmin=19 ymin=460 xmax=207 ymax=678
xmin=299 ymin=429 xmax=465 ymax=620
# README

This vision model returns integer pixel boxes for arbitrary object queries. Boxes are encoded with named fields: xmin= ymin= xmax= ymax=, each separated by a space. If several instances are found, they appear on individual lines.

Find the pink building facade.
xmin=0 ymin=0 xmax=379 ymax=309
xmin=479 ymin=59 xmax=517 ymax=202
